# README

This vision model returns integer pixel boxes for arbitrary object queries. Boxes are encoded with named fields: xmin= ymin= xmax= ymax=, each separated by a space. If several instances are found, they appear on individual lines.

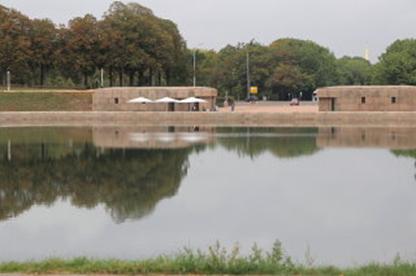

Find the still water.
xmin=0 ymin=126 xmax=415 ymax=266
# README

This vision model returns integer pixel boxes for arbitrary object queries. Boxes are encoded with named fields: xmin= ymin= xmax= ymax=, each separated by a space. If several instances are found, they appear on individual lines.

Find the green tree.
xmin=29 ymin=19 xmax=57 ymax=86
xmin=212 ymin=44 xmax=246 ymax=99
xmin=336 ymin=56 xmax=372 ymax=85
xmin=0 ymin=6 xmax=32 ymax=85
xmin=373 ymin=39 xmax=416 ymax=85
xmin=102 ymin=1 xmax=188 ymax=87
xmin=206 ymin=42 xmax=273 ymax=99
xmin=63 ymin=14 xmax=100 ymax=87
xmin=192 ymin=49 xmax=218 ymax=87
xmin=269 ymin=38 xmax=338 ymax=99
xmin=266 ymin=63 xmax=314 ymax=100
xmin=246 ymin=42 xmax=274 ymax=98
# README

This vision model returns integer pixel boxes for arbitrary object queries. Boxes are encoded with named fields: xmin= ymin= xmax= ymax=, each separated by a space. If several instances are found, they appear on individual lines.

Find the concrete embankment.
xmin=0 ymin=111 xmax=415 ymax=127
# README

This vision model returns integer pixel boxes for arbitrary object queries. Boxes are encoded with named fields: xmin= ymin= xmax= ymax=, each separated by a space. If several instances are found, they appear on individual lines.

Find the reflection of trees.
xmin=392 ymin=150 xmax=416 ymax=181
xmin=0 ymin=143 xmax=191 ymax=223
xmin=216 ymin=128 xmax=319 ymax=159
xmin=392 ymin=150 xmax=416 ymax=159
xmin=0 ymin=127 xmax=321 ymax=223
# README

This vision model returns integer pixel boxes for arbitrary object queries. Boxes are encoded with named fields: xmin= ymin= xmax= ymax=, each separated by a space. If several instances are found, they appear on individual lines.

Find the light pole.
xmin=100 ymin=68 xmax=104 ymax=88
xmin=192 ymin=43 xmax=203 ymax=87
xmin=6 ymin=70 xmax=10 ymax=91
xmin=193 ymin=49 xmax=197 ymax=87
xmin=246 ymin=50 xmax=251 ymax=100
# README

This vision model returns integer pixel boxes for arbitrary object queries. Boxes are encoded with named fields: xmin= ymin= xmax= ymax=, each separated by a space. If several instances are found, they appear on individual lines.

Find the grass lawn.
xmin=0 ymin=88 xmax=83 ymax=93
xmin=0 ymin=91 xmax=92 ymax=111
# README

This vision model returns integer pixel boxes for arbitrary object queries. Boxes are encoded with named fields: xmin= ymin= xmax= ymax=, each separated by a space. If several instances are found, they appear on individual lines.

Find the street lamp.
xmin=246 ymin=51 xmax=250 ymax=99
xmin=100 ymin=68 xmax=104 ymax=88
xmin=6 ymin=70 xmax=10 ymax=91
xmin=193 ymin=50 xmax=196 ymax=87
xmin=192 ymin=43 xmax=203 ymax=87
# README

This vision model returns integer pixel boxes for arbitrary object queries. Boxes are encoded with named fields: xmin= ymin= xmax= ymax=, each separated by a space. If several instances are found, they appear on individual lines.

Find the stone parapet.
xmin=1 ymin=111 xmax=416 ymax=127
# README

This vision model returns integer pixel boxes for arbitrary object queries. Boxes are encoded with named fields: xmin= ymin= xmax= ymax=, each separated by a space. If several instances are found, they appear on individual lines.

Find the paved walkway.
xmin=219 ymin=101 xmax=319 ymax=113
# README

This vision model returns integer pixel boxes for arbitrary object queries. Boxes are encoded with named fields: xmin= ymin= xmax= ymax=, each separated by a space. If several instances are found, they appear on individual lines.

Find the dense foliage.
xmin=0 ymin=2 xmax=189 ymax=88
xmin=373 ymin=39 xmax=416 ymax=85
xmin=1 ymin=3 xmax=415 ymax=99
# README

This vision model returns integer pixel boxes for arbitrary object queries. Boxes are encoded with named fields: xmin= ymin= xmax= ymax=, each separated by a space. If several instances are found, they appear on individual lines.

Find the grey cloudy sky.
xmin=2 ymin=0 xmax=416 ymax=62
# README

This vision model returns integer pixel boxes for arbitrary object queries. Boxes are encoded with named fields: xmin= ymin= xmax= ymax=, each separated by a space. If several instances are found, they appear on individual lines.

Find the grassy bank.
xmin=1 ymin=242 xmax=415 ymax=275
xmin=0 ymin=92 xmax=92 ymax=111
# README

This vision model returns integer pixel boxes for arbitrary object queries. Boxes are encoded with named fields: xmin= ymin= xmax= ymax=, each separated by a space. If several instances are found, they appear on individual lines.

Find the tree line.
xmin=195 ymin=38 xmax=416 ymax=100
xmin=0 ymin=2 xmax=189 ymax=88
xmin=1 ymin=2 xmax=416 ymax=100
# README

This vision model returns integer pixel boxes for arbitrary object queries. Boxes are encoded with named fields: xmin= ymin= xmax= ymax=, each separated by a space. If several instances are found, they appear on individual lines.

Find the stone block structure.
xmin=316 ymin=85 xmax=416 ymax=112
xmin=92 ymin=87 xmax=217 ymax=112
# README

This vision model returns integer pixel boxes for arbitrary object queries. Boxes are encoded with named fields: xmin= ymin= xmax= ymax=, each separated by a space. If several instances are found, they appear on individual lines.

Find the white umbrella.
xmin=128 ymin=97 xmax=153 ymax=103
xmin=155 ymin=97 xmax=180 ymax=103
xmin=179 ymin=97 xmax=207 ymax=103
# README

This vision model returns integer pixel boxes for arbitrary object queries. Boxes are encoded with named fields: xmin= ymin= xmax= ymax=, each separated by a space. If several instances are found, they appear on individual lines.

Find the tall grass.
xmin=0 ymin=241 xmax=415 ymax=275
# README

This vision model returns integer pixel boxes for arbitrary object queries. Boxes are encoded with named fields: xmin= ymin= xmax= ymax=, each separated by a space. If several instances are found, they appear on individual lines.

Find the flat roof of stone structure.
xmin=316 ymin=85 xmax=416 ymax=98
xmin=92 ymin=87 xmax=217 ymax=98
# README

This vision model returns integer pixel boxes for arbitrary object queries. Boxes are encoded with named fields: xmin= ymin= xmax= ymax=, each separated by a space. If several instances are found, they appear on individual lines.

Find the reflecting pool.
xmin=0 ymin=126 xmax=415 ymax=266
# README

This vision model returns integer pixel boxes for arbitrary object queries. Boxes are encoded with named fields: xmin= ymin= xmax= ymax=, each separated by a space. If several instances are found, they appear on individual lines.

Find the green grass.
xmin=0 ymin=92 xmax=92 ymax=111
xmin=0 ymin=88 xmax=83 ymax=93
xmin=0 ymin=241 xmax=415 ymax=275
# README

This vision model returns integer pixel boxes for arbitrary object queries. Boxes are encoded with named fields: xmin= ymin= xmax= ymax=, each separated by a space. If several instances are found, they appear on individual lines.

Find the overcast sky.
xmin=2 ymin=0 xmax=416 ymax=62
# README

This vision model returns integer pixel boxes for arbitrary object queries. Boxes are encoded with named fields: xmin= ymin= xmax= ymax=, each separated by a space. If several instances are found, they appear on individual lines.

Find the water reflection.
xmin=93 ymin=126 xmax=215 ymax=149
xmin=317 ymin=127 xmax=416 ymax=149
xmin=1 ymin=126 xmax=416 ymax=265
xmin=0 ymin=128 xmax=192 ymax=223
xmin=216 ymin=127 xmax=320 ymax=159
xmin=0 ymin=126 xmax=416 ymax=224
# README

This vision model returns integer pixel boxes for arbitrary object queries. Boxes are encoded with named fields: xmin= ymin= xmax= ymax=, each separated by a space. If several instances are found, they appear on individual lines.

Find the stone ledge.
xmin=0 ymin=111 xmax=416 ymax=127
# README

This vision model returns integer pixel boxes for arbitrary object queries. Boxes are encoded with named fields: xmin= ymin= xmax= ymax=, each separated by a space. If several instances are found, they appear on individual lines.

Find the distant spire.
xmin=364 ymin=48 xmax=370 ymax=61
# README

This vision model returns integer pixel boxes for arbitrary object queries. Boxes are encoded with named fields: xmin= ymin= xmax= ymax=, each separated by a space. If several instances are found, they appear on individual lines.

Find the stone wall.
xmin=92 ymin=87 xmax=217 ymax=112
xmin=1 ymin=111 xmax=416 ymax=127
xmin=317 ymin=86 xmax=416 ymax=112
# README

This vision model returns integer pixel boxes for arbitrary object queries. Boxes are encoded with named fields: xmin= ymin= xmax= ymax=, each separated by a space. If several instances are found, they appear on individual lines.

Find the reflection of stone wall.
xmin=317 ymin=127 xmax=416 ymax=149
xmin=317 ymin=86 xmax=416 ymax=112
xmin=92 ymin=126 xmax=214 ymax=149
xmin=92 ymin=87 xmax=217 ymax=112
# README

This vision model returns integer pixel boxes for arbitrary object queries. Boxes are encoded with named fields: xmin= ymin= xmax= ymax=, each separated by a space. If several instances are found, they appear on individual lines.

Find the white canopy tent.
xmin=128 ymin=97 xmax=153 ymax=103
xmin=155 ymin=97 xmax=180 ymax=103
xmin=154 ymin=97 xmax=179 ymax=112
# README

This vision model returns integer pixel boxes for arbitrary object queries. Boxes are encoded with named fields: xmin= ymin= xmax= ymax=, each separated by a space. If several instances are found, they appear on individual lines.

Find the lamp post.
xmin=6 ymin=70 xmax=10 ymax=91
xmin=192 ymin=43 xmax=203 ymax=87
xmin=246 ymin=51 xmax=251 ymax=100
xmin=193 ymin=49 xmax=196 ymax=87
xmin=100 ymin=68 xmax=104 ymax=88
